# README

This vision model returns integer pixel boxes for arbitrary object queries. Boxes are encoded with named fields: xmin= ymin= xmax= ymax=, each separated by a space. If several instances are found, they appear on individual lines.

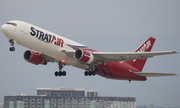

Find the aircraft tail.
xmin=127 ymin=37 xmax=156 ymax=72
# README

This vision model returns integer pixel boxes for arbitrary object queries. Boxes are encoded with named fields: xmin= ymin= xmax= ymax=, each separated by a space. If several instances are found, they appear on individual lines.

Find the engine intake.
xmin=75 ymin=49 xmax=94 ymax=64
xmin=23 ymin=50 xmax=47 ymax=65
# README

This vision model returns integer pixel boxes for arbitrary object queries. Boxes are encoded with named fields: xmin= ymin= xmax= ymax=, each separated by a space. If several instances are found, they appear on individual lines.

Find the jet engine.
xmin=23 ymin=50 xmax=47 ymax=65
xmin=74 ymin=49 xmax=94 ymax=64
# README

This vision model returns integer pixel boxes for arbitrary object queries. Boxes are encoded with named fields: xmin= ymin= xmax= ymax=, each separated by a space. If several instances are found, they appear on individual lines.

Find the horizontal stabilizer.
xmin=134 ymin=72 xmax=177 ymax=77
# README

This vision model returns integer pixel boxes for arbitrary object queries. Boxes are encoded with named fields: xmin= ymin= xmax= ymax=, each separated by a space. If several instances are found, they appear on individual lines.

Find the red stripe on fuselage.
xmin=96 ymin=61 xmax=147 ymax=81
xmin=96 ymin=65 xmax=106 ymax=77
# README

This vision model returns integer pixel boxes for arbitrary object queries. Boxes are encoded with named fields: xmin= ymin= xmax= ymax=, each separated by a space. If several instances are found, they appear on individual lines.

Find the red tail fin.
xmin=127 ymin=37 xmax=156 ymax=72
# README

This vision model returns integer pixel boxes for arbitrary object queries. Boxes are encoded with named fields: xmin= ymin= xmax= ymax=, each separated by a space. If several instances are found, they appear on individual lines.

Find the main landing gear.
xmin=84 ymin=65 xmax=96 ymax=76
xmin=9 ymin=39 xmax=15 ymax=51
xmin=54 ymin=62 xmax=97 ymax=77
xmin=55 ymin=71 xmax=66 ymax=76
xmin=54 ymin=62 xmax=67 ymax=77
xmin=84 ymin=71 xmax=96 ymax=76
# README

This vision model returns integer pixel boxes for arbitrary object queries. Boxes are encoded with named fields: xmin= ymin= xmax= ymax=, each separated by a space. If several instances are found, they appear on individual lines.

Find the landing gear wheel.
xmin=55 ymin=71 xmax=59 ymax=76
xmin=84 ymin=71 xmax=89 ymax=76
xmin=9 ymin=47 xmax=15 ymax=51
xmin=92 ymin=71 xmax=96 ymax=76
xmin=59 ymin=71 xmax=63 ymax=76
xmin=62 ymin=71 xmax=66 ymax=76
xmin=89 ymin=71 xmax=92 ymax=76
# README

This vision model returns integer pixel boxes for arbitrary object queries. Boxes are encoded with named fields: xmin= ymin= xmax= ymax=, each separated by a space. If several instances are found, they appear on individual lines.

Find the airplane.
xmin=1 ymin=20 xmax=178 ymax=82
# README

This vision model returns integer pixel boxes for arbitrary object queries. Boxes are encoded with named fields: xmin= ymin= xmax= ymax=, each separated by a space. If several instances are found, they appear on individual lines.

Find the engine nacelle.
xmin=74 ymin=49 xmax=94 ymax=64
xmin=23 ymin=50 xmax=47 ymax=65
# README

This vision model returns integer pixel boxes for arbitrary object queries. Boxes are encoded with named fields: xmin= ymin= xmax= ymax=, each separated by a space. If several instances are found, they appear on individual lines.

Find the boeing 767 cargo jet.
xmin=1 ymin=20 xmax=177 ymax=82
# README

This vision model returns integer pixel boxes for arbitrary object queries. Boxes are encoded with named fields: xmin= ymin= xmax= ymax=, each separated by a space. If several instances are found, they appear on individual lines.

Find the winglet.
xmin=172 ymin=51 xmax=178 ymax=53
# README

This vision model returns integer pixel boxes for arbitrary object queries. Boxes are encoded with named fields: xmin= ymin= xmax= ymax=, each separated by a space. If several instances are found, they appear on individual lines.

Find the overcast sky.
xmin=0 ymin=0 xmax=180 ymax=107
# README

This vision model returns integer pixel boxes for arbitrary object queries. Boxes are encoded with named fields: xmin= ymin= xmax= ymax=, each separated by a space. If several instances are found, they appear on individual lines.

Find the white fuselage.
xmin=2 ymin=20 xmax=90 ymax=69
xmin=2 ymin=20 xmax=177 ymax=81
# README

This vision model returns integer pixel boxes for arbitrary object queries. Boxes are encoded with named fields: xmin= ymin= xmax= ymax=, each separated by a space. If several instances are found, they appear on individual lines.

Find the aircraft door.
xmin=23 ymin=25 xmax=29 ymax=34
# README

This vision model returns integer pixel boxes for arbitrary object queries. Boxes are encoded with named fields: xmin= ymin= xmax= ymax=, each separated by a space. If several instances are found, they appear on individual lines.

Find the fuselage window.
xmin=6 ymin=22 xmax=17 ymax=26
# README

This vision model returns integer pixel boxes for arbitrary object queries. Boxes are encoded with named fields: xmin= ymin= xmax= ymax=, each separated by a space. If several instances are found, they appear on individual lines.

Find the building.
xmin=4 ymin=87 xmax=135 ymax=108
xmin=0 ymin=103 xmax=4 ymax=108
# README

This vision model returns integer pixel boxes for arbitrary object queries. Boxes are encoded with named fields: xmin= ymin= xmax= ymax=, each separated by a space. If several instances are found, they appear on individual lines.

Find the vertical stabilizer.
xmin=127 ymin=37 xmax=156 ymax=71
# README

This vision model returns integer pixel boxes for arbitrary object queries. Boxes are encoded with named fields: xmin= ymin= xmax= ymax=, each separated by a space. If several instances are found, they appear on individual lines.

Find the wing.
xmin=134 ymin=72 xmax=177 ymax=77
xmin=92 ymin=51 xmax=177 ymax=64
xmin=62 ymin=50 xmax=177 ymax=65
xmin=41 ymin=53 xmax=58 ymax=62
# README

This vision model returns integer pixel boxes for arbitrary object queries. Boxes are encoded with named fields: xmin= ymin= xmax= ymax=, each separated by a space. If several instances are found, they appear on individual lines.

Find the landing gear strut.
xmin=54 ymin=62 xmax=67 ymax=77
xmin=9 ymin=39 xmax=15 ymax=51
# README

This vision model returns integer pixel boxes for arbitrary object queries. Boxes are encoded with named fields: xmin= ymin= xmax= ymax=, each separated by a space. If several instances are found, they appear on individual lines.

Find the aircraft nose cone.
xmin=1 ymin=24 xmax=8 ymax=35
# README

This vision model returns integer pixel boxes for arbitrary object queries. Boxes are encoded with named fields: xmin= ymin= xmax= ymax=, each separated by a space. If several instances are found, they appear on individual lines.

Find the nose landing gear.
xmin=9 ymin=39 xmax=15 ymax=51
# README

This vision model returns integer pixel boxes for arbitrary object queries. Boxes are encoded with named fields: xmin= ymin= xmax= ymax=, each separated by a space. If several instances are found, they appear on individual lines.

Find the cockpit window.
xmin=6 ymin=22 xmax=17 ymax=26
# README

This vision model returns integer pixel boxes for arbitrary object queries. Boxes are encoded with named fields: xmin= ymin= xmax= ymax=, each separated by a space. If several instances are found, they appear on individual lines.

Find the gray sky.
xmin=0 ymin=0 xmax=180 ymax=107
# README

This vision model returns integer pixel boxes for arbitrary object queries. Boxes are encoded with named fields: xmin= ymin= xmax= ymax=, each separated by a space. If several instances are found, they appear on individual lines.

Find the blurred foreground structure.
xmin=0 ymin=103 xmax=4 ymax=108
xmin=4 ymin=87 xmax=135 ymax=108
